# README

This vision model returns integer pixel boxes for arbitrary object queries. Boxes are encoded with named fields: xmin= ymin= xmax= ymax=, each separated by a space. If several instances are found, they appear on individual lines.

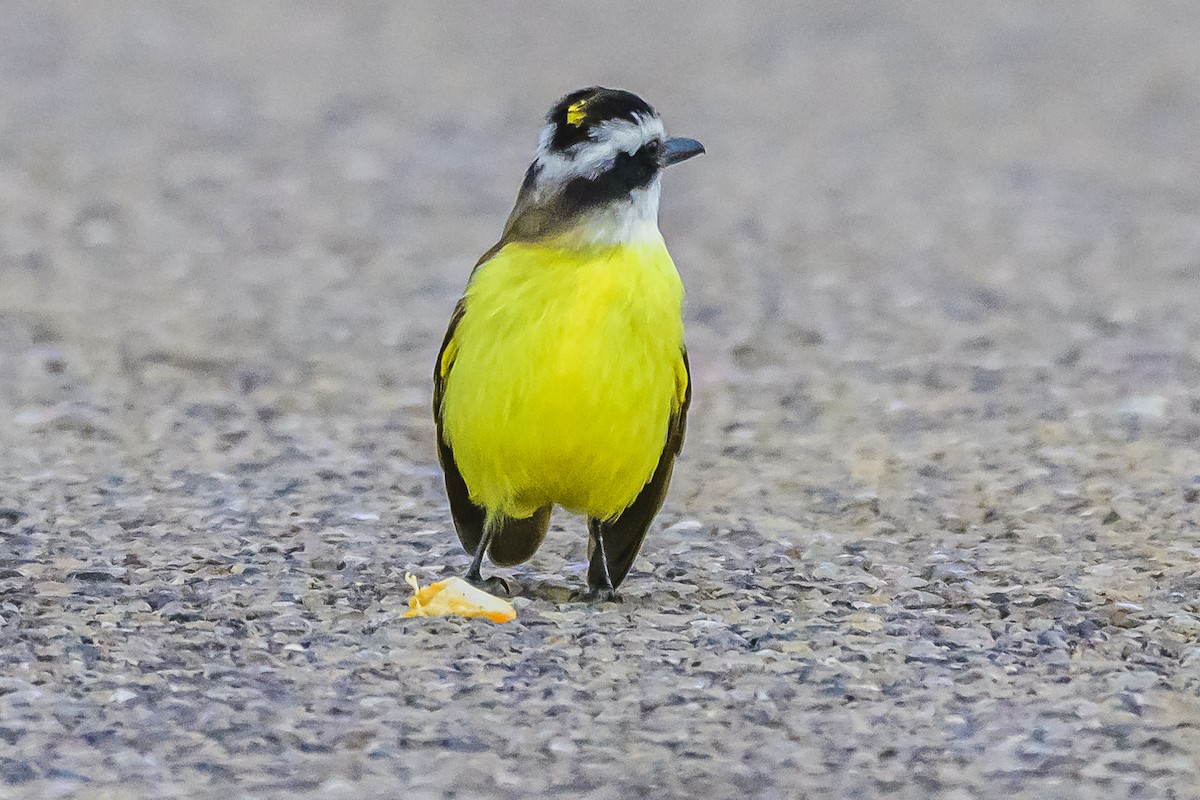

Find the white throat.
xmin=575 ymin=176 xmax=663 ymax=245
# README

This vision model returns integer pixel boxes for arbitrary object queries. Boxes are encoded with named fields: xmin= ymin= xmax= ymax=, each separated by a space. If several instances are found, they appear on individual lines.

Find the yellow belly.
xmin=440 ymin=236 xmax=686 ymax=520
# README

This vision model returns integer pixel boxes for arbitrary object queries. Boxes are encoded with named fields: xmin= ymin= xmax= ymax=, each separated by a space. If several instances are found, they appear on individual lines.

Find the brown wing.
xmin=587 ymin=348 xmax=692 ymax=591
xmin=433 ymin=297 xmax=487 ymax=554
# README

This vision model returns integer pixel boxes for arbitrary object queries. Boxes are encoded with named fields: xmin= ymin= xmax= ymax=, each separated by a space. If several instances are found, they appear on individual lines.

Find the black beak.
xmin=661 ymin=136 xmax=705 ymax=166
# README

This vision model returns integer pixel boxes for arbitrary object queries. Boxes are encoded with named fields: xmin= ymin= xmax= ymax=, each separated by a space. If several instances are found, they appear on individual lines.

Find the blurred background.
xmin=3 ymin=3 xmax=1200 ymax=504
xmin=2 ymin=2 xmax=1200 ymax=797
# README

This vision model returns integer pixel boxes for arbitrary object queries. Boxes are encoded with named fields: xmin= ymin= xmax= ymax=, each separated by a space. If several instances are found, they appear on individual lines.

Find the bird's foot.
xmin=465 ymin=573 xmax=512 ymax=597
xmin=570 ymin=586 xmax=623 ymax=603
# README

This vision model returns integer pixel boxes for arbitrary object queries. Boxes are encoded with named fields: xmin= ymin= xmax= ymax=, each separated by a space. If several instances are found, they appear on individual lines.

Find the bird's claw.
xmin=570 ymin=587 xmax=623 ymax=603
xmin=466 ymin=574 xmax=512 ymax=597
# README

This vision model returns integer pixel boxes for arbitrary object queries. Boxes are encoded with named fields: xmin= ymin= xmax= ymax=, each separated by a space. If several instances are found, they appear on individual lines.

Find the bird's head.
xmin=504 ymin=87 xmax=705 ymax=245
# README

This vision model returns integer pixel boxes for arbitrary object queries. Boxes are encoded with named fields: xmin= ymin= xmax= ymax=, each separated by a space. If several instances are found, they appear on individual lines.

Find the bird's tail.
xmin=486 ymin=506 xmax=553 ymax=566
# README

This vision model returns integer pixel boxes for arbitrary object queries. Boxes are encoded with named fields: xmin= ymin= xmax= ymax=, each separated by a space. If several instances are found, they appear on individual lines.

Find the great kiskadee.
xmin=433 ymin=87 xmax=705 ymax=601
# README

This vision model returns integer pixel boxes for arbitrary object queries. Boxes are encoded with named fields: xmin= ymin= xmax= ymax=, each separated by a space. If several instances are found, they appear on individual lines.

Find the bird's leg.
xmin=464 ymin=530 xmax=490 ymax=584
xmin=573 ymin=519 xmax=622 ymax=602
xmin=464 ymin=521 xmax=511 ymax=596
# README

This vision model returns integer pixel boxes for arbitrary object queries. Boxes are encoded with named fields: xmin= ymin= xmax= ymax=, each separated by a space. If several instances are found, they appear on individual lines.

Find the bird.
xmin=432 ymin=86 xmax=705 ymax=601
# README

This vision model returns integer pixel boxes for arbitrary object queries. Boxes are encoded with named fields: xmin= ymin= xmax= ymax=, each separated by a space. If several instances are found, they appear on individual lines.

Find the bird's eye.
xmin=645 ymin=139 xmax=662 ymax=157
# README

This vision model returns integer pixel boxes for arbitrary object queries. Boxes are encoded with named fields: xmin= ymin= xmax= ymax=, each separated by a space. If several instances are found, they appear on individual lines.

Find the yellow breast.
xmin=439 ymin=235 xmax=686 ymax=520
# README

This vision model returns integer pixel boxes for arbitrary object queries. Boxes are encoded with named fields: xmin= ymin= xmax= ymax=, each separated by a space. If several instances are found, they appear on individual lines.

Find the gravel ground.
xmin=3 ymin=3 xmax=1200 ymax=798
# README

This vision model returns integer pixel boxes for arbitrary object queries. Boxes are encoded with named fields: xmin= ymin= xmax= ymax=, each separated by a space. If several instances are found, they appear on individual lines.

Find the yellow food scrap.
xmin=404 ymin=573 xmax=516 ymax=623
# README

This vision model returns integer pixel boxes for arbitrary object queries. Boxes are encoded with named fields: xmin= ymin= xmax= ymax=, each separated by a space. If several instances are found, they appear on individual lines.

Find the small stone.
xmin=939 ymin=513 xmax=968 ymax=533
xmin=108 ymin=689 xmax=137 ymax=704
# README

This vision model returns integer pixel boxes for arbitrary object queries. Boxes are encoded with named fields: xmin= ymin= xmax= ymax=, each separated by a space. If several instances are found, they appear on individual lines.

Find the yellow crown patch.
xmin=566 ymin=99 xmax=589 ymax=128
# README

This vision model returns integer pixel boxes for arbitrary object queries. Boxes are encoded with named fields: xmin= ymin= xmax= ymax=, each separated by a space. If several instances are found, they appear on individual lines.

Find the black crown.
xmin=546 ymin=87 xmax=657 ymax=152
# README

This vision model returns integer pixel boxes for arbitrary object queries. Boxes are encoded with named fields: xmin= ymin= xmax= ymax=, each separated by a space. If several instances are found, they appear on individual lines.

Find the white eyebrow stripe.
xmin=532 ymin=114 xmax=665 ymax=188
xmin=593 ymin=114 xmax=665 ymax=163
